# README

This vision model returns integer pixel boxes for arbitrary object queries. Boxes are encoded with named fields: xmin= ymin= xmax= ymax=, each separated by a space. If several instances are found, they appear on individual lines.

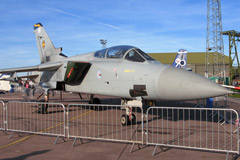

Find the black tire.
xmin=90 ymin=106 xmax=95 ymax=110
xmin=120 ymin=114 xmax=136 ymax=126
xmin=89 ymin=98 xmax=101 ymax=104
xmin=93 ymin=98 xmax=101 ymax=104
xmin=37 ymin=104 xmax=48 ymax=114
xmin=121 ymin=114 xmax=130 ymax=126
xmin=89 ymin=98 xmax=101 ymax=110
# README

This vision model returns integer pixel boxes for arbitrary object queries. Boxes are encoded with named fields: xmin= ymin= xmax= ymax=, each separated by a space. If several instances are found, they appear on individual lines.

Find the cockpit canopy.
xmin=94 ymin=45 xmax=156 ymax=62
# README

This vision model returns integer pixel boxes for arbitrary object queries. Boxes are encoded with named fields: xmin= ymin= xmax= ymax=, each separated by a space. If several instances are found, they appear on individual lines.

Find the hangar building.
xmin=148 ymin=52 xmax=230 ymax=78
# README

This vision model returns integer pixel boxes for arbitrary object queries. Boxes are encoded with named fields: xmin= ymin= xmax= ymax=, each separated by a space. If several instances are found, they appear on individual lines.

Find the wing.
xmin=0 ymin=61 xmax=63 ymax=73
xmin=18 ymin=74 xmax=39 ymax=80
xmin=0 ymin=60 xmax=92 ymax=89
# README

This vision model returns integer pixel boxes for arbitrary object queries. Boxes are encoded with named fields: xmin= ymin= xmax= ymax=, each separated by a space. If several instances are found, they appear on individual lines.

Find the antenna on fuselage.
xmin=100 ymin=39 xmax=107 ymax=49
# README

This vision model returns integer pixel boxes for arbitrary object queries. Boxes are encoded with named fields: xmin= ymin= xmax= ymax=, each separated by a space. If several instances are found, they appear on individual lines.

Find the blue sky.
xmin=0 ymin=0 xmax=239 ymax=68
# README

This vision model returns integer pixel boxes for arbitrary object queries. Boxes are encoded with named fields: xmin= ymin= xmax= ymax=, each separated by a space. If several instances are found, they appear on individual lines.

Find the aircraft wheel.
xmin=37 ymin=104 xmax=48 ymax=114
xmin=121 ymin=114 xmax=129 ymax=126
xmin=120 ymin=114 xmax=136 ymax=126
xmin=89 ymin=98 xmax=101 ymax=110
xmin=93 ymin=98 xmax=101 ymax=104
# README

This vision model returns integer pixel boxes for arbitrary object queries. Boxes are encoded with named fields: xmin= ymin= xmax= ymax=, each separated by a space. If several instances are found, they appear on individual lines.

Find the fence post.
xmin=0 ymin=101 xmax=5 ymax=131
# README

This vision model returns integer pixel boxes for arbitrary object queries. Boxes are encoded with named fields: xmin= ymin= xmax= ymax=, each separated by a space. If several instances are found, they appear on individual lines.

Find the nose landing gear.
xmin=120 ymin=106 xmax=136 ymax=126
xmin=120 ymin=113 xmax=136 ymax=126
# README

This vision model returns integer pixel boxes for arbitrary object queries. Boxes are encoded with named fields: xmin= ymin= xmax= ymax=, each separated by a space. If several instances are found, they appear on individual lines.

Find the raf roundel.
xmin=175 ymin=58 xmax=181 ymax=64
xmin=97 ymin=70 xmax=102 ymax=79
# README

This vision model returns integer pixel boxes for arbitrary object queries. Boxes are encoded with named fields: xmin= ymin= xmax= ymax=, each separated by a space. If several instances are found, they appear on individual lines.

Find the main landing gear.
xmin=37 ymin=92 xmax=49 ymax=114
xmin=89 ymin=94 xmax=102 ymax=110
xmin=89 ymin=94 xmax=101 ymax=104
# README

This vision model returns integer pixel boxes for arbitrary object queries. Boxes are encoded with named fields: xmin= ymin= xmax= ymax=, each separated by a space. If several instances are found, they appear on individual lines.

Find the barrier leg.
xmin=8 ymin=131 xmax=21 ymax=139
xmin=225 ymin=151 xmax=229 ymax=160
xmin=152 ymin=145 xmax=158 ymax=156
xmin=72 ymin=137 xmax=83 ymax=147
xmin=130 ymin=143 xmax=141 ymax=153
xmin=54 ymin=136 xmax=66 ymax=145
xmin=152 ymin=145 xmax=169 ymax=156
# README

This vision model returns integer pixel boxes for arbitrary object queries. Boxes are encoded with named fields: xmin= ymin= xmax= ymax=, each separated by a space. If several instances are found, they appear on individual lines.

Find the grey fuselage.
xmin=65 ymin=53 xmax=162 ymax=99
xmin=39 ymin=45 xmax=230 ymax=101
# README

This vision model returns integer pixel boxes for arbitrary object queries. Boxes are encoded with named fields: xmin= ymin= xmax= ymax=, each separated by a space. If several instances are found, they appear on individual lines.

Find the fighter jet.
xmin=0 ymin=23 xmax=232 ymax=124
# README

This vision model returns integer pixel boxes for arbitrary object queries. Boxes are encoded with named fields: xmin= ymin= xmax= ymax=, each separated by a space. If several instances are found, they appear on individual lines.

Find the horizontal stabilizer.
xmin=1 ymin=77 xmax=16 ymax=82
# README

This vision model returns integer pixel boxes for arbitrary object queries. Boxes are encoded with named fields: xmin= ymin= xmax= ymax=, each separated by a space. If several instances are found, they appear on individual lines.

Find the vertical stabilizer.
xmin=33 ymin=23 xmax=63 ymax=63
xmin=172 ymin=49 xmax=187 ymax=69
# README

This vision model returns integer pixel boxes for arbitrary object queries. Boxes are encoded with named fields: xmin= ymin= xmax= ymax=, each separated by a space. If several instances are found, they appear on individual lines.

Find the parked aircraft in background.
xmin=0 ymin=23 xmax=232 ymax=125
xmin=0 ymin=74 xmax=11 ymax=91
xmin=172 ymin=49 xmax=187 ymax=69
xmin=222 ymin=85 xmax=240 ymax=90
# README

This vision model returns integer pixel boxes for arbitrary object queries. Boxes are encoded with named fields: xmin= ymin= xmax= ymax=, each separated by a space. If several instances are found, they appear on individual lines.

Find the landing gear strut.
xmin=38 ymin=92 xmax=49 ymax=114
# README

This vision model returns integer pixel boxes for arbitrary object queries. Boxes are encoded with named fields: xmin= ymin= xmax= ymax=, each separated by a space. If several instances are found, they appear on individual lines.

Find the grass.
xmin=229 ymin=89 xmax=240 ymax=98
xmin=229 ymin=94 xmax=240 ymax=98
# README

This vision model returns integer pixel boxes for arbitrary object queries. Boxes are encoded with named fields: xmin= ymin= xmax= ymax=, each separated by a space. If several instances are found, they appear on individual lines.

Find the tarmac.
xmin=0 ymin=91 xmax=239 ymax=160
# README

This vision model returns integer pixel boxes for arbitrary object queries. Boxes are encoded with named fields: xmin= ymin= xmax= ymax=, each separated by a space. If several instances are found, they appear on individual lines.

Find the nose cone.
xmin=158 ymin=67 xmax=231 ymax=101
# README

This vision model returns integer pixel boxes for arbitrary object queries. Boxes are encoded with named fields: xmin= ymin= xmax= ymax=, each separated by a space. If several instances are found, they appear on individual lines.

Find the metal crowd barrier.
xmin=0 ymin=101 xmax=5 ymax=131
xmin=2 ymin=100 xmax=240 ymax=158
xmin=6 ymin=101 xmax=66 ymax=138
xmin=67 ymin=104 xmax=143 ymax=145
xmin=146 ymin=107 xmax=240 ymax=155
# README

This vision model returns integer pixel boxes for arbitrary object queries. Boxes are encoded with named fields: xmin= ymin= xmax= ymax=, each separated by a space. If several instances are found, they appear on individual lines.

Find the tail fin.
xmin=33 ymin=23 xmax=66 ymax=63
xmin=172 ymin=49 xmax=187 ymax=69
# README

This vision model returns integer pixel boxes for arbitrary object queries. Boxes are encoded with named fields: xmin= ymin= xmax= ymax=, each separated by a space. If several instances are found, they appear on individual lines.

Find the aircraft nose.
xmin=157 ymin=67 xmax=231 ymax=100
